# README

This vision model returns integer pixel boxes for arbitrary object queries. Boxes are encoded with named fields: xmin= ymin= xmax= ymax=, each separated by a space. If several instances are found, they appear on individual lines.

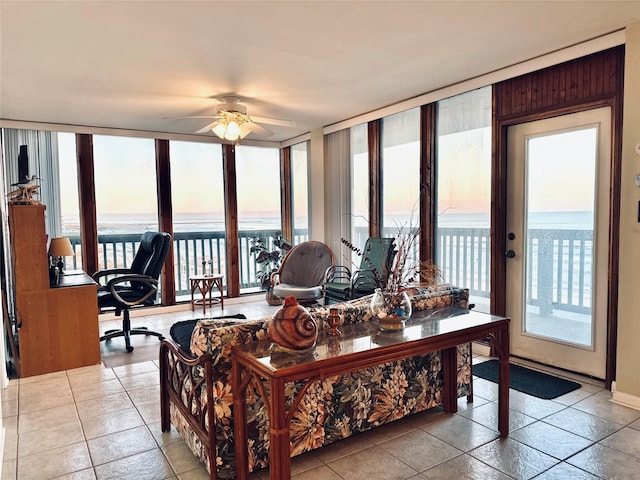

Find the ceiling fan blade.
xmin=249 ymin=116 xmax=296 ymax=128
xmin=163 ymin=115 xmax=222 ymax=120
xmin=239 ymin=124 xmax=253 ymax=139
xmin=245 ymin=121 xmax=274 ymax=137
xmin=195 ymin=120 xmax=222 ymax=134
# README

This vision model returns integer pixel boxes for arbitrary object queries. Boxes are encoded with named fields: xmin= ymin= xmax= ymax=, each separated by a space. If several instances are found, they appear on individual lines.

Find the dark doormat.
xmin=473 ymin=359 xmax=581 ymax=399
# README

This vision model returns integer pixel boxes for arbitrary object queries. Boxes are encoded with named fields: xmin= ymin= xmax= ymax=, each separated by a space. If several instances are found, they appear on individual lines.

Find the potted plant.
xmin=343 ymin=216 xmax=441 ymax=330
xmin=250 ymin=233 xmax=292 ymax=305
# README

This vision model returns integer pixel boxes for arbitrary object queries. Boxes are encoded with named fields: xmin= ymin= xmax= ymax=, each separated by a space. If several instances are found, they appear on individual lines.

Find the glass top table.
xmin=232 ymin=306 xmax=510 ymax=480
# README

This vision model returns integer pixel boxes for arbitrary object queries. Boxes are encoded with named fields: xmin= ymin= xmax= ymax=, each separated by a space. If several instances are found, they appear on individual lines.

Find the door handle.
xmin=505 ymin=250 xmax=516 ymax=258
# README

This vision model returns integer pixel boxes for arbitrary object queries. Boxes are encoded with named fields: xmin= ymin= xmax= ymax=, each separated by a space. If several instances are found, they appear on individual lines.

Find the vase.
xmin=265 ymin=288 xmax=283 ymax=306
xmin=370 ymin=289 xmax=412 ymax=331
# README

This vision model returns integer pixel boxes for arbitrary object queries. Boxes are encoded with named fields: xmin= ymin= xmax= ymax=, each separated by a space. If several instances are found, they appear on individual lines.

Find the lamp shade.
xmin=48 ymin=237 xmax=74 ymax=257
xmin=212 ymin=123 xmax=227 ymax=138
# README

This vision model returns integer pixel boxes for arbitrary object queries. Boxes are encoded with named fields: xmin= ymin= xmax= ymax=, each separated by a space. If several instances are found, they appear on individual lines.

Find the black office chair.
xmin=93 ymin=231 xmax=171 ymax=352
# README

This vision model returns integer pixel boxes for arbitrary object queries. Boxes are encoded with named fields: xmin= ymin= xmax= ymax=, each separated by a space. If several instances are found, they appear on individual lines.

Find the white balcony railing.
xmin=68 ymin=226 xmax=592 ymax=316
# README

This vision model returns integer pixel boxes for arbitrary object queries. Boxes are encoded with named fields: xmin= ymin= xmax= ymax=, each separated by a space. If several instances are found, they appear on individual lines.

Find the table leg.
xmin=497 ymin=325 xmax=510 ymax=437
xmin=442 ymin=346 xmax=458 ymax=413
xmin=190 ymin=280 xmax=196 ymax=311
xmin=216 ymin=277 xmax=224 ymax=309
xmin=269 ymin=377 xmax=290 ymax=480
xmin=206 ymin=279 xmax=213 ymax=313
xmin=467 ymin=343 xmax=474 ymax=404
xmin=201 ymin=281 xmax=207 ymax=314
xmin=232 ymin=361 xmax=249 ymax=480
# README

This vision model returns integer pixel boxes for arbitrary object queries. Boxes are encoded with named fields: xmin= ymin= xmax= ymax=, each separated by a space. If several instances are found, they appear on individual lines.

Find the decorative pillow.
xmin=308 ymin=295 xmax=374 ymax=328
xmin=406 ymin=285 xmax=469 ymax=311
xmin=169 ymin=314 xmax=247 ymax=353
xmin=189 ymin=316 xmax=269 ymax=358
xmin=309 ymin=285 xmax=469 ymax=329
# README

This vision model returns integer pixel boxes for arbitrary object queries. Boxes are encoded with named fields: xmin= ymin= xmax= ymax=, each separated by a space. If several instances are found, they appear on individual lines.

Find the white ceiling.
xmin=1 ymin=1 xmax=639 ymax=144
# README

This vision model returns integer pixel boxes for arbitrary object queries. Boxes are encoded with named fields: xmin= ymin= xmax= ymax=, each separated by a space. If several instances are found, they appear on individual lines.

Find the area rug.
xmin=473 ymin=359 xmax=581 ymax=399
xmin=101 ymin=340 xmax=163 ymax=368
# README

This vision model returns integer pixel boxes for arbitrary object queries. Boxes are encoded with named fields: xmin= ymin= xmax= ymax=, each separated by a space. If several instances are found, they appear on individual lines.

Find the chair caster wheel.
xmin=126 ymin=345 xmax=134 ymax=353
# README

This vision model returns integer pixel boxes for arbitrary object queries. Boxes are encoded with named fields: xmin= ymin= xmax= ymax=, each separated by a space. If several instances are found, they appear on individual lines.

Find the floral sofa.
xmin=159 ymin=285 xmax=472 ymax=479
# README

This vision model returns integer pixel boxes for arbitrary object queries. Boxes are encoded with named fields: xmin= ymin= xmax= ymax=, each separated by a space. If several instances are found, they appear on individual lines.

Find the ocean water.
xmin=61 ymin=211 xmax=594 ymax=236
xmin=436 ymin=211 xmax=593 ymax=230
xmin=62 ymin=214 xmax=287 ymax=236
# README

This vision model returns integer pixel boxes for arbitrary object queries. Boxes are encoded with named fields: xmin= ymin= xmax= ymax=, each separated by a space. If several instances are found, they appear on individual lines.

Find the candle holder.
xmin=327 ymin=307 xmax=343 ymax=336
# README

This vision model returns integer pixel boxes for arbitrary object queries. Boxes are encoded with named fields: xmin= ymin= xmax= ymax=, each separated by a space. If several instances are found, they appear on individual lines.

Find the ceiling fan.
xmin=169 ymin=97 xmax=296 ymax=141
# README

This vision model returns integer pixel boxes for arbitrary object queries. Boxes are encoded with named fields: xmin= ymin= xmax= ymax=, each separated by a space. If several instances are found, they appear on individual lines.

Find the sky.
xmin=57 ymin=122 xmax=597 ymax=231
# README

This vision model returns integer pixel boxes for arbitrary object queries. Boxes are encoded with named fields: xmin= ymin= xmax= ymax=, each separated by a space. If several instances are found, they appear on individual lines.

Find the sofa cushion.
xmin=169 ymin=320 xmax=199 ymax=352
xmin=273 ymin=283 xmax=323 ymax=300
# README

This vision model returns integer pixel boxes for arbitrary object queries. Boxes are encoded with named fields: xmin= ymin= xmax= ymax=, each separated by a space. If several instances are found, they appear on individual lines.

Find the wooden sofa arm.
xmin=159 ymin=339 xmax=218 ymax=479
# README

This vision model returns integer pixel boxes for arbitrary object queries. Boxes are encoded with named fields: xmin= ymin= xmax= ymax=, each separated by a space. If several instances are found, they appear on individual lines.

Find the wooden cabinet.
xmin=9 ymin=204 xmax=101 ymax=377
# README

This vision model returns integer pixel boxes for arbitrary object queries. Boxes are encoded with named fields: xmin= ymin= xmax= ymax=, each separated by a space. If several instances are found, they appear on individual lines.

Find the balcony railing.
xmin=68 ymin=227 xmax=592 ymax=315
xmin=436 ymin=227 xmax=593 ymax=315
xmin=437 ymin=227 xmax=491 ymax=300
xmin=68 ymin=230 xmax=309 ymax=298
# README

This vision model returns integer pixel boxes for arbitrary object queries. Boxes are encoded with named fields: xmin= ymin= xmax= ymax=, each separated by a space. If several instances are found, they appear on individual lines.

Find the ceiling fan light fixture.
xmin=212 ymin=123 xmax=227 ymax=138
xmin=212 ymin=117 xmax=246 ymax=141
xmin=226 ymin=120 xmax=241 ymax=138
xmin=171 ymin=97 xmax=285 ymax=139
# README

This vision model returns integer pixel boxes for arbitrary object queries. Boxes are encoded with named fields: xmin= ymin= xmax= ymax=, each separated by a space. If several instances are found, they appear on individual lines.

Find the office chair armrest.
xmin=106 ymin=274 xmax=158 ymax=307
xmin=92 ymin=268 xmax=134 ymax=285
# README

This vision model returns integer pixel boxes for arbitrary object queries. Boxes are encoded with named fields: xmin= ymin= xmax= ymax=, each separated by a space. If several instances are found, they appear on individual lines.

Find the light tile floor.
xmin=2 ymin=298 xmax=640 ymax=479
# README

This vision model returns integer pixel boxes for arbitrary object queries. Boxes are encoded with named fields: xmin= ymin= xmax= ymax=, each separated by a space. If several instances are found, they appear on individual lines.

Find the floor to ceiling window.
xmin=350 ymin=123 xmax=369 ymax=256
xmin=235 ymin=145 xmax=282 ymax=293
xmin=0 ymin=129 xmax=311 ymax=306
xmin=436 ymin=87 xmax=492 ymax=312
xmin=93 ymin=135 xmax=158 ymax=271
xmin=170 ymin=140 xmax=225 ymax=301
xmin=57 ymin=132 xmax=82 ymax=269
xmin=291 ymin=141 xmax=309 ymax=243
xmin=381 ymin=108 xmax=420 ymax=260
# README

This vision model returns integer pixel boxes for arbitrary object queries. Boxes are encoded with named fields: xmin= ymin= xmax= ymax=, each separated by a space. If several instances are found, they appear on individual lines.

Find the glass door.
xmin=506 ymin=107 xmax=611 ymax=379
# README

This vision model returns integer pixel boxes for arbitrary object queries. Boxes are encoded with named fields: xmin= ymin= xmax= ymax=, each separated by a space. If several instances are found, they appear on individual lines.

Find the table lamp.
xmin=48 ymin=237 xmax=74 ymax=273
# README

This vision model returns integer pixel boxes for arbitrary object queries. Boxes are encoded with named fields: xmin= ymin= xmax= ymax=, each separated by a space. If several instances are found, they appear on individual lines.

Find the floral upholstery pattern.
xmin=309 ymin=284 xmax=469 ymax=329
xmin=165 ymin=286 xmax=472 ymax=478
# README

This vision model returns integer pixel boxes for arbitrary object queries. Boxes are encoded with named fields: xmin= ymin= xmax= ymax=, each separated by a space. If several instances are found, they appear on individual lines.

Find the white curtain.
xmin=324 ymin=129 xmax=351 ymax=264
xmin=0 ymin=138 xmax=9 ymax=386
xmin=0 ymin=131 xmax=16 ymax=351
xmin=2 ymin=128 xmax=61 ymax=237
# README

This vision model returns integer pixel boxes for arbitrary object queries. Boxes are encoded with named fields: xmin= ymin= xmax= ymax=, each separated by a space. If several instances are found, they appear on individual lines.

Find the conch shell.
xmin=268 ymin=296 xmax=318 ymax=352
